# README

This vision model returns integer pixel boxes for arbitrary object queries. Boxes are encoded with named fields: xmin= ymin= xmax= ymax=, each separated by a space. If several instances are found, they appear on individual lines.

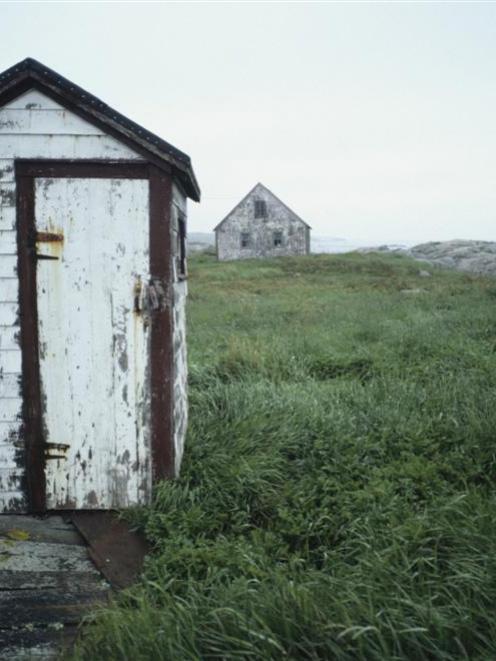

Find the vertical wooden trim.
xmin=17 ymin=174 xmax=46 ymax=512
xmin=149 ymin=166 xmax=175 ymax=480
xmin=16 ymin=160 xmax=174 ymax=510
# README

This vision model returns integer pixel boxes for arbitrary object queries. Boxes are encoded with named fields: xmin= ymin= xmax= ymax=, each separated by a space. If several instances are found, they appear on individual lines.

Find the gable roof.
xmin=213 ymin=182 xmax=311 ymax=231
xmin=0 ymin=58 xmax=200 ymax=201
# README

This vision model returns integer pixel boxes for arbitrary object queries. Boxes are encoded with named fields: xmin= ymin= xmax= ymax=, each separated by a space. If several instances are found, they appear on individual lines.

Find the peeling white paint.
xmin=0 ymin=207 xmax=15 ymax=231
xmin=0 ymin=398 xmax=22 ymax=422
xmin=0 ymin=108 xmax=105 ymax=135
xmin=171 ymin=185 xmax=189 ymax=474
xmin=0 ymin=134 xmax=140 ymax=160
xmin=3 ymin=89 xmax=68 ymax=110
xmin=0 ymin=349 xmax=21 ymax=374
xmin=0 ymin=87 xmax=190 ymax=512
xmin=0 ymin=89 xmax=148 ymax=511
xmin=0 ymin=256 xmax=16 ymax=277
xmin=36 ymin=177 xmax=151 ymax=509
xmin=0 ymin=443 xmax=22 ymax=466
xmin=0 ymin=326 xmax=20 ymax=351
xmin=0 ymin=374 xmax=20 ymax=399
xmin=0 ymin=231 xmax=16 ymax=254
xmin=0 ymin=278 xmax=18 ymax=302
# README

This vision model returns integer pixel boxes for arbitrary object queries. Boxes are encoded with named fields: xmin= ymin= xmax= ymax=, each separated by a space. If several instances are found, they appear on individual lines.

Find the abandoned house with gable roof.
xmin=214 ymin=183 xmax=311 ymax=261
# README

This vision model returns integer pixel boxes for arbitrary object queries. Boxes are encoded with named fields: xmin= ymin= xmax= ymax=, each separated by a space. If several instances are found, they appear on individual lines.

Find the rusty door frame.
xmin=16 ymin=159 xmax=174 ymax=512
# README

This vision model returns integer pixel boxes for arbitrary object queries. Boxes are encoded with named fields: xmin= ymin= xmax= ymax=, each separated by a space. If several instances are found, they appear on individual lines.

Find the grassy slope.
xmin=75 ymin=253 xmax=496 ymax=660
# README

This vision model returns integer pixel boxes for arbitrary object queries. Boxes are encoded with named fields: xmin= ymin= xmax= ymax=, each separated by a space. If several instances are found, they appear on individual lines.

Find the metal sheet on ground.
xmin=71 ymin=510 xmax=149 ymax=589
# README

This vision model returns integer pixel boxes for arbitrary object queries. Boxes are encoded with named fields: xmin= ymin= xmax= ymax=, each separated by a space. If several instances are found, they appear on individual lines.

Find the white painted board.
xmin=0 ymin=109 xmax=104 ymax=135
xmin=35 ymin=177 xmax=151 ymax=509
xmin=0 ymin=134 xmax=140 ymax=160
xmin=3 ymin=90 xmax=67 ymax=111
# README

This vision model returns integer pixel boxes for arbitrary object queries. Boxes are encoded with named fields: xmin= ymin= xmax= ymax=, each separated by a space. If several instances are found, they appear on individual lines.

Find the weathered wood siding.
xmin=215 ymin=183 xmax=310 ymax=261
xmin=171 ymin=184 xmax=188 ymax=475
xmin=36 ymin=178 xmax=150 ymax=509
xmin=0 ymin=90 xmax=144 ymax=512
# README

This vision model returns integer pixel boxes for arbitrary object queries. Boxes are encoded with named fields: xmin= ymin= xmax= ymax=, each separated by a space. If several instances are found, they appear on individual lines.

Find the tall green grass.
xmin=75 ymin=253 xmax=496 ymax=660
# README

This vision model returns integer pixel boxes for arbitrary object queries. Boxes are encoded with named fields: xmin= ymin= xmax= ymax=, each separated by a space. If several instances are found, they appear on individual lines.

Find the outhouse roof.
xmin=0 ymin=58 xmax=200 ymax=201
xmin=213 ymin=182 xmax=311 ymax=231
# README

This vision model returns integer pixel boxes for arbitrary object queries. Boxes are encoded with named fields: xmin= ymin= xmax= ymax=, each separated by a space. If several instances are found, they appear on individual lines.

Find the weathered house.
xmin=0 ymin=58 xmax=200 ymax=513
xmin=214 ymin=182 xmax=311 ymax=261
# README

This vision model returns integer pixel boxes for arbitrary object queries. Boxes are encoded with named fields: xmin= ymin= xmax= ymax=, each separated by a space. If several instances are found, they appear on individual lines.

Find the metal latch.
xmin=35 ymin=230 xmax=64 ymax=261
xmin=36 ymin=232 xmax=64 ymax=243
xmin=44 ymin=442 xmax=70 ymax=460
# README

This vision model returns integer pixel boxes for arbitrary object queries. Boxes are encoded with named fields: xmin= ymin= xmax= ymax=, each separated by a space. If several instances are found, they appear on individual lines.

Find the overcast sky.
xmin=2 ymin=2 xmax=496 ymax=244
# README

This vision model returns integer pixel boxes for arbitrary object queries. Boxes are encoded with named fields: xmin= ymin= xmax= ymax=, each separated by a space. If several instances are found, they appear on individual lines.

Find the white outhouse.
xmin=0 ymin=58 xmax=200 ymax=512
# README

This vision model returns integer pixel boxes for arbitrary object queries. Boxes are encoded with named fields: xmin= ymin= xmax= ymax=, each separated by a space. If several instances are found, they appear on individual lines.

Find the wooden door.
xmin=19 ymin=169 xmax=153 ymax=510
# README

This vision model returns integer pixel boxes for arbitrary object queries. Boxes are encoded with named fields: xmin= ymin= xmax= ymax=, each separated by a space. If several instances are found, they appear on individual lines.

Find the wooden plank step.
xmin=0 ymin=515 xmax=83 ymax=546
xmin=0 ymin=589 xmax=107 ymax=628
xmin=0 ymin=623 xmax=77 ymax=659
xmin=0 ymin=540 xmax=95 ymax=573
xmin=0 ymin=569 xmax=109 ymax=592
xmin=0 ymin=515 xmax=77 ymax=531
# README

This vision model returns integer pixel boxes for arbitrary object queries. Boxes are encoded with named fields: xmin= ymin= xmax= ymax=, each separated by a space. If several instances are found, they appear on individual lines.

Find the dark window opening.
xmin=241 ymin=232 xmax=251 ymax=248
xmin=254 ymin=199 xmax=267 ymax=219
xmin=177 ymin=213 xmax=187 ymax=278
xmin=273 ymin=231 xmax=283 ymax=247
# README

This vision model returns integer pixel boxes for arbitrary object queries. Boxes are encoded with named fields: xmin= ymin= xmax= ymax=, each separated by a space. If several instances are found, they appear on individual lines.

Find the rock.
xmin=356 ymin=244 xmax=408 ymax=254
xmin=407 ymin=240 xmax=496 ymax=276
xmin=353 ymin=240 xmax=496 ymax=277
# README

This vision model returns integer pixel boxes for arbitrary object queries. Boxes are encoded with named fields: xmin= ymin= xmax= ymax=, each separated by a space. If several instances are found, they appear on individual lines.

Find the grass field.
xmin=75 ymin=252 xmax=496 ymax=660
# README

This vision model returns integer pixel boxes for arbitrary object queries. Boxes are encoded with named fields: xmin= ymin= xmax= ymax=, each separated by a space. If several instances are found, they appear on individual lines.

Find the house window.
xmin=240 ymin=232 xmax=251 ymax=248
xmin=254 ymin=199 xmax=267 ymax=219
xmin=273 ymin=231 xmax=283 ymax=247
xmin=177 ymin=213 xmax=187 ymax=278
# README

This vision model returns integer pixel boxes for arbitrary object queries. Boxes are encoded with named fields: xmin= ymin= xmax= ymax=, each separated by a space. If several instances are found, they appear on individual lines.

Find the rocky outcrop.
xmin=408 ymin=240 xmax=496 ymax=276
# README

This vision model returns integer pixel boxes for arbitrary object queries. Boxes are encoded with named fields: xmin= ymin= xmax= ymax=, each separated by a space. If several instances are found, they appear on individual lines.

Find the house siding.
xmin=171 ymin=183 xmax=188 ymax=475
xmin=0 ymin=89 xmax=145 ymax=512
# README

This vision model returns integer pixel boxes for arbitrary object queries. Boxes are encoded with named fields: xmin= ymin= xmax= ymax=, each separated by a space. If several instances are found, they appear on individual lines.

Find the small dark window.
xmin=241 ymin=232 xmax=251 ymax=248
xmin=254 ymin=199 xmax=267 ymax=219
xmin=177 ymin=213 xmax=187 ymax=278
xmin=273 ymin=230 xmax=283 ymax=247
